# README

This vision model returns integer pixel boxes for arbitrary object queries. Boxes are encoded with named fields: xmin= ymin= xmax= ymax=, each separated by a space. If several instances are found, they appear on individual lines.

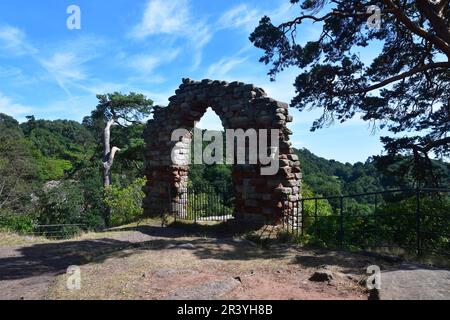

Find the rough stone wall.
xmin=143 ymin=78 xmax=301 ymax=225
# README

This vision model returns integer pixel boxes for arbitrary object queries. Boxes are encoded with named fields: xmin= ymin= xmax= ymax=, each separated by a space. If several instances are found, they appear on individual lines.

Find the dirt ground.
xmin=0 ymin=221 xmax=405 ymax=300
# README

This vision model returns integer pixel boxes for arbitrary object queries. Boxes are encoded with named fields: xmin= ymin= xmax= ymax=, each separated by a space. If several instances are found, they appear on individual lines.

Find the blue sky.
xmin=0 ymin=0 xmax=390 ymax=164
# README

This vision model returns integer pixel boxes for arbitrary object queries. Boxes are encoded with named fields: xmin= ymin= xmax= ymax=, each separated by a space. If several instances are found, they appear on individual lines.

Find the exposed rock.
xmin=378 ymin=262 xmax=450 ymax=300
xmin=152 ymin=269 xmax=179 ymax=278
xmin=309 ymin=270 xmax=334 ymax=282
xmin=177 ymin=243 xmax=196 ymax=250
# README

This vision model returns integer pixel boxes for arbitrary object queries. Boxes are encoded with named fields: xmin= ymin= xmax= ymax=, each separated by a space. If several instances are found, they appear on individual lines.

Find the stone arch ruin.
xmin=143 ymin=78 xmax=301 ymax=224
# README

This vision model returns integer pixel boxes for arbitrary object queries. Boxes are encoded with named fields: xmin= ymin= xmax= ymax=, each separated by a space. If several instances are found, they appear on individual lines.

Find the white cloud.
xmin=37 ymin=95 xmax=98 ymax=120
xmin=139 ymin=89 xmax=174 ymax=106
xmin=41 ymin=52 xmax=87 ymax=81
xmin=0 ymin=66 xmax=36 ymax=85
xmin=0 ymin=93 xmax=33 ymax=119
xmin=217 ymin=4 xmax=260 ymax=31
xmin=70 ymin=81 xmax=129 ymax=96
xmin=131 ymin=0 xmax=211 ymax=45
xmin=131 ymin=0 xmax=212 ymax=69
xmin=131 ymin=0 xmax=190 ymax=37
xmin=0 ymin=25 xmax=37 ymax=55
xmin=206 ymin=56 xmax=249 ymax=79
xmin=0 ymin=26 xmax=104 ymax=97
xmin=128 ymin=49 xmax=181 ymax=75
xmin=36 ymin=36 xmax=106 ymax=96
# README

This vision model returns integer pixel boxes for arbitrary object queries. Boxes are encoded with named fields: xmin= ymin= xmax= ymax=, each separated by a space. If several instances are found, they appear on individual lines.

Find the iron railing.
xmin=172 ymin=184 xmax=235 ymax=222
xmin=27 ymin=224 xmax=87 ymax=239
xmin=283 ymin=188 xmax=450 ymax=257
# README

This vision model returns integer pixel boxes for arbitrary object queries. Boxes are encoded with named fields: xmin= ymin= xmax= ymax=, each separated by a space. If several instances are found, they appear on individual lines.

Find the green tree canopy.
xmin=0 ymin=114 xmax=38 ymax=212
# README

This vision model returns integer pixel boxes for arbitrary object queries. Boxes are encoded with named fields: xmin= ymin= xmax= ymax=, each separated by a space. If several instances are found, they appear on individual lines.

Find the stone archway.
xmin=143 ymin=78 xmax=301 ymax=225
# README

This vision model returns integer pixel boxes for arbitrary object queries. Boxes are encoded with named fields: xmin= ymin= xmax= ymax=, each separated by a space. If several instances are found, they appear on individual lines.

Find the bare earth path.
xmin=0 ymin=222 xmax=448 ymax=300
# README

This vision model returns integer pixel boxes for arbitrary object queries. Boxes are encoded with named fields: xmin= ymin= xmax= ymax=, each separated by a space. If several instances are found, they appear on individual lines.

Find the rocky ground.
xmin=0 ymin=221 xmax=448 ymax=300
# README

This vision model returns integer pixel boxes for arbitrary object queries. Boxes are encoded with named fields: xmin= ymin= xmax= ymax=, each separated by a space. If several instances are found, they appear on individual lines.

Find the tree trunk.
xmin=102 ymin=118 xmax=121 ymax=226
xmin=103 ymin=119 xmax=121 ymax=188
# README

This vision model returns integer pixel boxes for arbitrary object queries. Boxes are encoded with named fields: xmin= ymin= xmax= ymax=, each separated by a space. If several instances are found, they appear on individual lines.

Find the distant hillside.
xmin=294 ymin=148 xmax=450 ymax=198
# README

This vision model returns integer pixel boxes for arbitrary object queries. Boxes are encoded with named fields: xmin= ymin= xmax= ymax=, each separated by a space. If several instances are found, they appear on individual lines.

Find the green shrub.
xmin=0 ymin=212 xmax=36 ymax=234
xmin=104 ymin=178 xmax=145 ymax=226
xmin=36 ymin=157 xmax=72 ymax=180
xmin=35 ymin=180 xmax=87 ymax=238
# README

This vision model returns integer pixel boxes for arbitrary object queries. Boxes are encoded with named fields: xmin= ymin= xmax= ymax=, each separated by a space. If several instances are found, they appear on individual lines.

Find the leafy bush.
xmin=76 ymin=163 xmax=107 ymax=229
xmin=104 ymin=178 xmax=145 ymax=226
xmin=0 ymin=212 xmax=35 ymax=234
xmin=35 ymin=181 xmax=85 ymax=236
xmin=35 ymin=156 xmax=72 ymax=180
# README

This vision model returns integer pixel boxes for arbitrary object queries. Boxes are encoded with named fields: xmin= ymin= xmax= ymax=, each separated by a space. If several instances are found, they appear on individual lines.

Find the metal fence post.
xmin=416 ymin=188 xmax=422 ymax=256
xmin=291 ymin=200 xmax=295 ymax=235
xmin=301 ymin=200 xmax=305 ymax=236
xmin=169 ymin=185 xmax=176 ymax=223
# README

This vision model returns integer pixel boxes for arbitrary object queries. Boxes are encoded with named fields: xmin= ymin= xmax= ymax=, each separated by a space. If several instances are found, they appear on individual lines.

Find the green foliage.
xmin=35 ymin=157 xmax=73 ymax=181
xmin=301 ymin=183 xmax=334 ymax=226
xmin=0 ymin=212 xmax=35 ymax=234
xmin=295 ymin=147 xmax=450 ymax=205
xmin=0 ymin=113 xmax=22 ymax=135
xmin=1 ymin=104 xmax=152 ymax=236
xmin=92 ymin=92 xmax=153 ymax=123
xmin=84 ymin=92 xmax=153 ymax=148
xmin=373 ymin=193 xmax=450 ymax=255
xmin=186 ymin=192 xmax=234 ymax=220
xmin=291 ymin=191 xmax=450 ymax=256
xmin=74 ymin=162 xmax=107 ymax=230
xmin=188 ymin=133 xmax=234 ymax=217
xmin=0 ymin=114 xmax=38 ymax=213
xmin=36 ymin=181 xmax=85 ymax=226
xmin=111 ymin=124 xmax=147 ymax=185
xmin=188 ymin=164 xmax=235 ymax=218
xmin=21 ymin=118 xmax=95 ymax=163
xmin=19 ymin=117 xmax=96 ymax=183
xmin=104 ymin=178 xmax=145 ymax=226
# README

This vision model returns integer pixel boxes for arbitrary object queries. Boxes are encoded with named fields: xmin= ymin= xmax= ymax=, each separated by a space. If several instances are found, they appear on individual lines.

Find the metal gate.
xmin=173 ymin=184 xmax=235 ymax=222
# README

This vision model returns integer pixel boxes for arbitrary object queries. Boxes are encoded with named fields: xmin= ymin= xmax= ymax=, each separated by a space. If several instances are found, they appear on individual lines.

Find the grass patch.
xmin=0 ymin=231 xmax=50 ymax=247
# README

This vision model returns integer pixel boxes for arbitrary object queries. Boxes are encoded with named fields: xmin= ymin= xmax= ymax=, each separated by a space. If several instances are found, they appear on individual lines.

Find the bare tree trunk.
xmin=102 ymin=119 xmax=121 ymax=226
xmin=102 ymin=119 xmax=121 ymax=188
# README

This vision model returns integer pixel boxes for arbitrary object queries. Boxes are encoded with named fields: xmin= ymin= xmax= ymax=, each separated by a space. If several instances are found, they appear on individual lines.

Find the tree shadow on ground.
xmin=0 ymin=222 xmax=286 ymax=282
xmin=115 ymin=220 xmax=265 ymax=238
xmin=1 ymin=221 xmax=422 ymax=283
xmin=0 ymin=238 xmax=132 ymax=281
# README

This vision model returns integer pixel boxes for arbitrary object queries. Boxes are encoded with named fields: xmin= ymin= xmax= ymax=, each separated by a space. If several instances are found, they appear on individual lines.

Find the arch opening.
xmin=187 ymin=108 xmax=235 ymax=221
